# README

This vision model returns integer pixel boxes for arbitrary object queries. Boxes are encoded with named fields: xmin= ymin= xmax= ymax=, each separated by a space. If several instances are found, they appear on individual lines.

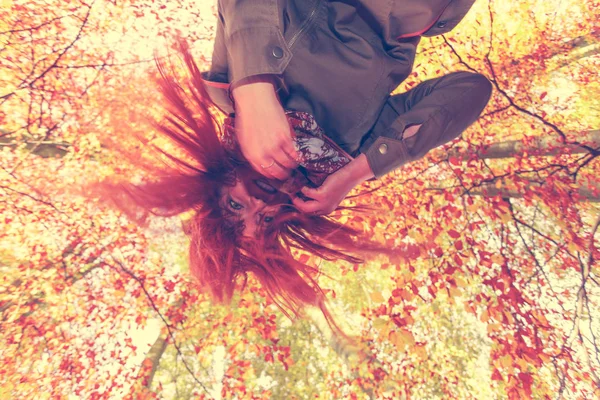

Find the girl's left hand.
xmin=291 ymin=172 xmax=355 ymax=215
xmin=291 ymin=154 xmax=375 ymax=215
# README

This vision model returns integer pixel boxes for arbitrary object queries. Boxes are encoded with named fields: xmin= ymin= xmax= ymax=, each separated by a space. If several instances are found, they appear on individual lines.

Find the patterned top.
xmin=222 ymin=110 xmax=354 ymax=194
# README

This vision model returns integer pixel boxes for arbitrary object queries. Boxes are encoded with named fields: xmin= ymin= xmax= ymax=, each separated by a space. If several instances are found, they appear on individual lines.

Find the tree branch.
xmin=443 ymin=130 xmax=600 ymax=160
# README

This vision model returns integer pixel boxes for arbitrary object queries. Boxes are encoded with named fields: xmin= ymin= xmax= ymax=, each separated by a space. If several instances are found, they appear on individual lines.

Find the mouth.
xmin=254 ymin=179 xmax=277 ymax=194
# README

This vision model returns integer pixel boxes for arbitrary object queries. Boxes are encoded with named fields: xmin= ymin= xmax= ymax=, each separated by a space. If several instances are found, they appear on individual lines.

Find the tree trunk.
xmin=547 ymin=30 xmax=600 ymax=71
xmin=550 ymin=46 xmax=600 ymax=71
xmin=444 ymin=130 xmax=600 ymax=160
xmin=0 ymin=137 xmax=70 ymax=158
xmin=301 ymin=307 xmax=406 ymax=400
xmin=141 ymin=326 xmax=169 ymax=389
xmin=301 ymin=307 xmax=374 ymax=397
xmin=510 ymin=31 xmax=600 ymax=67
xmin=469 ymin=180 xmax=600 ymax=202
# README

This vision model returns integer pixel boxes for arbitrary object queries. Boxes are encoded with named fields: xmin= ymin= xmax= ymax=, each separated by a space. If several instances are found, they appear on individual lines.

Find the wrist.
xmin=345 ymin=154 xmax=375 ymax=187
xmin=231 ymin=74 xmax=278 ymax=103
xmin=330 ymin=154 xmax=374 ymax=196
xmin=232 ymin=85 xmax=280 ymax=117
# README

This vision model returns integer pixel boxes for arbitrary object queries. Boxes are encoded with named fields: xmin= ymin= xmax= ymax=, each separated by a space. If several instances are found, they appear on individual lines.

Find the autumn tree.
xmin=1 ymin=0 xmax=598 ymax=399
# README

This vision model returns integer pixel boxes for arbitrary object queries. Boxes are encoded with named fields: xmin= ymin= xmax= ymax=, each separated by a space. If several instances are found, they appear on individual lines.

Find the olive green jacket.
xmin=203 ymin=0 xmax=487 ymax=177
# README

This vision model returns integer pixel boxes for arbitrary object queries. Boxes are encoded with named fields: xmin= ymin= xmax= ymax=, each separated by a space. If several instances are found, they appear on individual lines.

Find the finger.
xmin=269 ymin=149 xmax=298 ymax=170
xmin=293 ymin=200 xmax=318 ymax=214
xmin=254 ymin=145 xmax=295 ymax=178
xmin=260 ymin=160 xmax=291 ymax=181
xmin=301 ymin=186 xmax=315 ymax=194
xmin=292 ymin=196 xmax=321 ymax=214
xmin=249 ymin=159 xmax=278 ymax=180
xmin=273 ymin=148 xmax=298 ymax=170
xmin=280 ymin=138 xmax=301 ymax=164
xmin=301 ymin=186 xmax=321 ymax=199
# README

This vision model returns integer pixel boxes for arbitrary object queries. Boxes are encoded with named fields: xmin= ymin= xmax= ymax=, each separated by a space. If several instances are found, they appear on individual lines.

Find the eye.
xmin=228 ymin=198 xmax=243 ymax=210
xmin=264 ymin=216 xmax=274 ymax=223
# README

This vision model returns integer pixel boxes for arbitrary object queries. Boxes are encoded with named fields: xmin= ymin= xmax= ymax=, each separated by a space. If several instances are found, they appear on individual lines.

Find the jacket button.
xmin=378 ymin=143 xmax=388 ymax=155
xmin=436 ymin=21 xmax=448 ymax=28
xmin=272 ymin=46 xmax=284 ymax=59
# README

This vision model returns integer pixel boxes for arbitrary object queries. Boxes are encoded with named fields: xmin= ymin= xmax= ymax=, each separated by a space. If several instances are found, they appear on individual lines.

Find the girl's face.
xmin=220 ymin=166 xmax=291 ymax=238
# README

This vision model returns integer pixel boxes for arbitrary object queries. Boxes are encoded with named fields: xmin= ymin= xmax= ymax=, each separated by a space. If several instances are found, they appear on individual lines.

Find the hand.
xmin=292 ymin=173 xmax=355 ymax=215
xmin=231 ymin=76 xmax=299 ymax=180
xmin=292 ymin=154 xmax=375 ymax=215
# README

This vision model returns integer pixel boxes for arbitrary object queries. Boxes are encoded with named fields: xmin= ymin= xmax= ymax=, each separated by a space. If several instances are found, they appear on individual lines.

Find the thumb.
xmin=301 ymin=185 xmax=322 ymax=197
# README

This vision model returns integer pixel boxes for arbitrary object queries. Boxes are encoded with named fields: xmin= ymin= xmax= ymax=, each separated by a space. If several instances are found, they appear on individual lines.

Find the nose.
xmin=243 ymin=198 xmax=267 ymax=238
xmin=248 ymin=196 xmax=266 ymax=213
xmin=243 ymin=221 xmax=259 ymax=238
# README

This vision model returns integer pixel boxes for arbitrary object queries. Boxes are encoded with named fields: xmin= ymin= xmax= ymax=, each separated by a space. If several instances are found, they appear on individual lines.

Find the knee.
xmin=441 ymin=71 xmax=493 ymax=102
xmin=447 ymin=71 xmax=493 ymax=113
xmin=473 ymin=72 xmax=492 ymax=96
xmin=442 ymin=72 xmax=493 ymax=131
xmin=464 ymin=72 xmax=493 ymax=104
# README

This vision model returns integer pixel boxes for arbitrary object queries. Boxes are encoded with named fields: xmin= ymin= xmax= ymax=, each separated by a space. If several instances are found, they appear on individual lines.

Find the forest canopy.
xmin=1 ymin=0 xmax=599 ymax=399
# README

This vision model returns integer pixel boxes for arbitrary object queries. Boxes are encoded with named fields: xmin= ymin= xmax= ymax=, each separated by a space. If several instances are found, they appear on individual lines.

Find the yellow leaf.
xmin=491 ymin=254 xmax=504 ymax=265
xmin=373 ymin=317 xmax=388 ymax=330
xmin=414 ymin=345 xmax=427 ymax=361
xmin=487 ymin=323 xmax=502 ymax=334
xmin=399 ymin=329 xmax=416 ymax=348
xmin=455 ymin=276 xmax=467 ymax=287
xmin=242 ymin=367 xmax=255 ymax=380
xmin=480 ymin=309 xmax=490 ymax=323
xmin=500 ymin=354 xmax=513 ymax=369
xmin=500 ymin=211 xmax=512 ymax=223
xmin=390 ymin=329 xmax=416 ymax=351
xmin=532 ymin=310 xmax=548 ymax=326
xmin=449 ymin=286 xmax=462 ymax=298
xmin=504 ymin=311 xmax=515 ymax=325
xmin=538 ymin=352 xmax=551 ymax=363
xmin=389 ymin=331 xmax=405 ymax=350
xmin=515 ymin=357 xmax=529 ymax=371
xmin=370 ymin=291 xmax=385 ymax=303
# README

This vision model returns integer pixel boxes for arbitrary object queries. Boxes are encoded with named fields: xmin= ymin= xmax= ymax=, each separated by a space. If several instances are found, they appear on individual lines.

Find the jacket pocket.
xmin=422 ymin=0 xmax=476 ymax=37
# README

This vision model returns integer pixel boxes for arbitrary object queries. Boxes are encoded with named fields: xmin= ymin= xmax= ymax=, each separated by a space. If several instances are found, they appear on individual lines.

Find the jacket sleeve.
xmin=212 ymin=0 xmax=291 ymax=88
xmin=360 ymin=71 xmax=493 ymax=178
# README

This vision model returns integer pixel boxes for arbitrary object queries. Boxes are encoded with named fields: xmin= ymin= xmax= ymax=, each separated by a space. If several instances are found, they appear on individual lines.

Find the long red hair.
xmin=106 ymin=43 xmax=391 ymax=342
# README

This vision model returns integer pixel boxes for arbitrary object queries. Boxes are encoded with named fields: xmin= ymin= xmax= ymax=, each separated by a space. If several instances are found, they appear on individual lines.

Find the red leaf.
xmin=540 ymin=91 xmax=547 ymax=100
xmin=411 ymin=283 xmax=419 ymax=295
xmin=448 ymin=229 xmax=460 ymax=239
xmin=453 ymin=254 xmax=463 ymax=266
xmin=519 ymin=372 xmax=533 ymax=397
xmin=427 ymin=285 xmax=437 ymax=298
xmin=455 ymin=240 xmax=463 ymax=251
xmin=491 ymin=369 xmax=503 ymax=381
xmin=164 ymin=281 xmax=176 ymax=293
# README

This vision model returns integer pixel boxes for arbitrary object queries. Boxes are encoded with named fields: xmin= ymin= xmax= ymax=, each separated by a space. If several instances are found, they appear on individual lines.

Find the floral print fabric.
xmin=222 ymin=110 xmax=353 ymax=188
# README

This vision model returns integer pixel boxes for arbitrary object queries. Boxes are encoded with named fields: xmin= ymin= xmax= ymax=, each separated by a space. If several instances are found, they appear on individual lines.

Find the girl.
xmin=111 ymin=0 xmax=492 ymax=337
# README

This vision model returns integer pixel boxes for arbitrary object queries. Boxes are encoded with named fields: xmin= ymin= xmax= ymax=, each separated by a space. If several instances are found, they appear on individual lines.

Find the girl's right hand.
xmin=231 ymin=76 xmax=299 ymax=180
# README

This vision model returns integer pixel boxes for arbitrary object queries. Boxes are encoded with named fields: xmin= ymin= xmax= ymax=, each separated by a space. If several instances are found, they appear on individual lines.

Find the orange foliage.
xmin=1 ymin=0 xmax=599 ymax=399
